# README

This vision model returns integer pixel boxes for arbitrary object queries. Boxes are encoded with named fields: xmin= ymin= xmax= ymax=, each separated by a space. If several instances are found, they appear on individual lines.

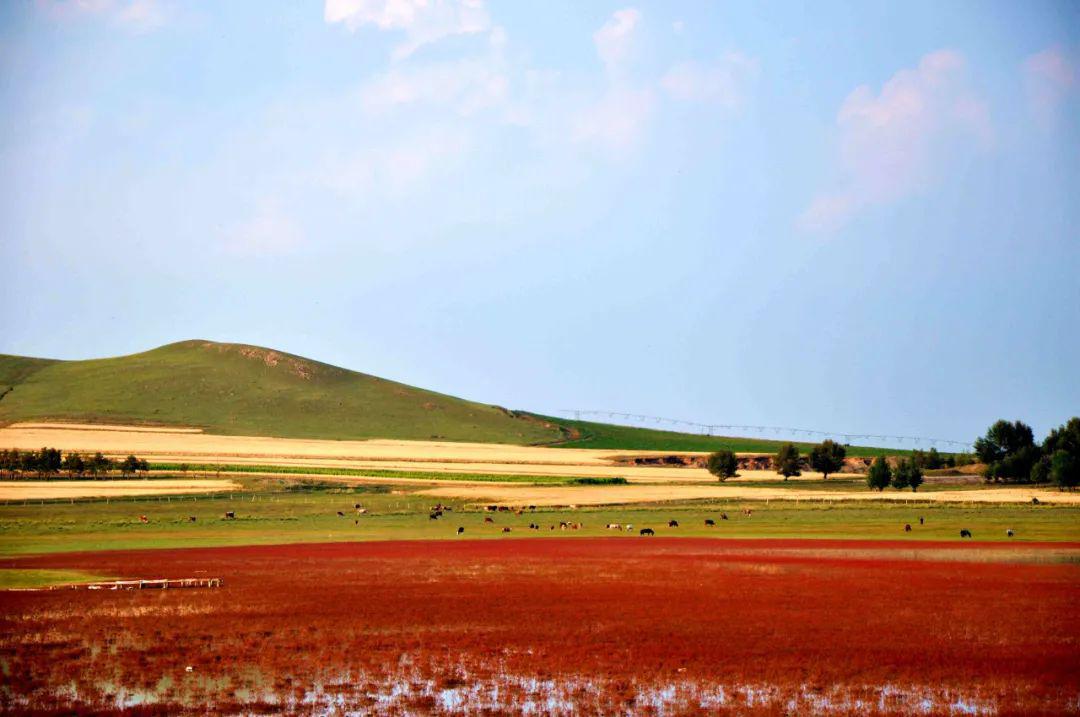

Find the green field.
xmin=150 ymin=463 xmax=626 ymax=485
xmin=0 ymin=340 xmax=563 ymax=444
xmin=1 ymin=479 xmax=1076 ymax=558
xmin=540 ymin=415 xmax=911 ymax=457
xmin=0 ymin=568 xmax=114 ymax=589
xmin=0 ymin=340 xmax=912 ymax=454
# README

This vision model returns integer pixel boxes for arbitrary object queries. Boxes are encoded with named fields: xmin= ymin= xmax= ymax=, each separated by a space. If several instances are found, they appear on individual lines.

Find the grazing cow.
xmin=428 ymin=513 xmax=440 ymax=520
xmin=919 ymin=516 xmax=924 ymax=525
xmin=1031 ymin=497 xmax=1040 ymax=505
xmin=720 ymin=513 xmax=729 ymax=521
xmin=188 ymin=516 xmax=197 ymax=523
xmin=486 ymin=505 xmax=498 ymax=512
xmin=224 ymin=511 xmax=235 ymax=519
xmin=639 ymin=528 xmax=655 ymax=536
xmin=502 ymin=527 xmax=512 ymax=533
xmin=1006 ymin=529 xmax=1014 ymax=538
xmin=960 ymin=529 xmax=972 ymax=538
xmin=457 ymin=527 xmax=465 ymax=535
xmin=528 ymin=505 xmax=537 ymax=511
xmin=337 ymin=511 xmax=345 ymax=517
xmin=606 ymin=523 xmax=622 ymax=530
xmin=704 ymin=519 xmax=715 ymax=527
xmin=529 ymin=523 xmax=539 ymax=530
xmin=139 ymin=515 xmax=148 ymax=524
xmin=904 ymin=524 xmax=911 ymax=532
xmin=484 ymin=517 xmax=494 ymax=523
xmin=559 ymin=521 xmax=569 ymax=530
xmin=668 ymin=520 xmax=679 ymax=528
xmin=498 ymin=506 xmax=510 ymax=512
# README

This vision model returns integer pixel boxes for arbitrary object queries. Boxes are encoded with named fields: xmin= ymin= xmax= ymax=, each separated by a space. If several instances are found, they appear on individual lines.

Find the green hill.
xmin=0 ymin=340 xmax=907 ymax=454
xmin=0 ymin=340 xmax=565 ymax=444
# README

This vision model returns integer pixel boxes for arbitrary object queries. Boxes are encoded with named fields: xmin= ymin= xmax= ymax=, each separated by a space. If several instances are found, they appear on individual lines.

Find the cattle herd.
xmin=128 ymin=503 xmax=1016 ymax=540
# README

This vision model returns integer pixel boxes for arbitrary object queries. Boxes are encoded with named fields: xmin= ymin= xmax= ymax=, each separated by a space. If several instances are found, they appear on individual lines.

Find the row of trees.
xmin=706 ymin=439 xmax=925 ymax=491
xmin=975 ymin=417 xmax=1079 ymax=488
xmin=0 ymin=448 xmax=150 ymax=480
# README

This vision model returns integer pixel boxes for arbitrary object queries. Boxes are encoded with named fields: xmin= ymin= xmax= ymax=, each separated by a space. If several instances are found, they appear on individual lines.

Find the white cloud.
xmin=224 ymin=202 xmax=304 ymax=256
xmin=573 ymin=86 xmax=655 ymax=153
xmin=324 ymin=0 xmax=491 ymax=60
xmin=660 ymin=54 xmax=758 ymax=107
xmin=358 ymin=30 xmax=509 ymax=116
xmin=799 ymin=50 xmax=993 ymax=232
xmin=594 ymin=8 xmax=641 ymax=75
xmin=36 ymin=0 xmax=170 ymax=32
xmin=1023 ymin=46 xmax=1076 ymax=128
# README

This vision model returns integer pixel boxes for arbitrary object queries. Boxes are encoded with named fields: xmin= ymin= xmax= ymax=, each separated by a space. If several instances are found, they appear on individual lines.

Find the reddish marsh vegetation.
xmin=2 ymin=538 xmax=1078 ymax=714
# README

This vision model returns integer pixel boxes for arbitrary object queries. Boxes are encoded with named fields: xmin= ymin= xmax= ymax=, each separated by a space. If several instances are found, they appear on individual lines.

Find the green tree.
xmin=867 ymin=455 xmax=891 ymax=491
xmin=907 ymin=461 xmax=924 ymax=492
xmin=120 ymin=455 xmax=141 ymax=477
xmin=809 ymin=440 xmax=846 ymax=480
xmin=62 ymin=452 xmax=85 ymax=478
xmin=975 ymin=420 xmax=1039 ymax=483
xmin=1050 ymin=450 xmax=1079 ymax=490
xmin=775 ymin=443 xmax=801 ymax=480
xmin=892 ymin=458 xmax=911 ymax=489
xmin=706 ymin=450 xmax=738 ymax=481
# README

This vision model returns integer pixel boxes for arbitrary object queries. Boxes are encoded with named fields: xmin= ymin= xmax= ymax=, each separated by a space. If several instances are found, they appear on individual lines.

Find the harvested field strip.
xmin=0 ymin=479 xmax=241 ymax=501
xmin=149 ymin=463 xmax=625 ymax=485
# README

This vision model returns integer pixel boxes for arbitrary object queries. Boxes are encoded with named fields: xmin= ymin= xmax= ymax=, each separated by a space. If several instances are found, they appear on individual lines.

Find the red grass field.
xmin=2 ymin=538 xmax=1078 ymax=715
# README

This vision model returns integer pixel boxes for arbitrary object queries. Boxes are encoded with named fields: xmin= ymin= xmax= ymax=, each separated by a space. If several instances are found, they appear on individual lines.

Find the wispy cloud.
xmin=324 ymin=0 xmax=491 ymax=61
xmin=594 ymin=8 xmax=641 ymax=76
xmin=660 ymin=54 xmax=758 ymax=107
xmin=799 ymin=50 xmax=992 ymax=233
xmin=1023 ymin=46 xmax=1076 ymax=129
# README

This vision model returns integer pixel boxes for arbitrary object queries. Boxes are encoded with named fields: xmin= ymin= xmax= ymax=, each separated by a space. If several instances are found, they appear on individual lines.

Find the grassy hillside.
xmin=0 ymin=341 xmax=564 ymax=444
xmin=0 ymin=340 xmax=907 ymax=453
xmin=538 ymin=415 xmax=903 ymax=457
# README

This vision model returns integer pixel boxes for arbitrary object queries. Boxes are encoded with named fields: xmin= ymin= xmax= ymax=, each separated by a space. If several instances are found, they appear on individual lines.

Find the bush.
xmin=706 ymin=450 xmax=738 ymax=481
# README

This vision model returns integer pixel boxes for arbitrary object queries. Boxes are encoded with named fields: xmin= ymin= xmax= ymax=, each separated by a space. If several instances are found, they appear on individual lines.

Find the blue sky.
xmin=1 ymin=0 xmax=1077 ymax=447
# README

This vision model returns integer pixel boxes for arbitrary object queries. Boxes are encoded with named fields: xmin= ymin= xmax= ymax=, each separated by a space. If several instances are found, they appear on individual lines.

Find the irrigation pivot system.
xmin=560 ymin=410 xmax=974 ymax=452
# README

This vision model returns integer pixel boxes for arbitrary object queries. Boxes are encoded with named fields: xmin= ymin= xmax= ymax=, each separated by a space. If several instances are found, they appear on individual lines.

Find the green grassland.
xmin=0 ymin=568 xmax=114 ymax=589
xmin=1 ymin=479 xmax=1076 ymax=558
xmin=0 ymin=340 xmax=563 ymax=444
xmin=539 ymin=415 xmax=908 ymax=457
xmin=0 ymin=340 xmax=911 ymax=454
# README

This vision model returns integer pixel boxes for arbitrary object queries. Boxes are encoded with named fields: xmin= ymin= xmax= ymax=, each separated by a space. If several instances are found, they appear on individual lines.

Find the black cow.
xmin=1006 ymin=529 xmax=1014 ymax=537
xmin=960 ymin=529 xmax=972 ymax=538
xmin=188 ymin=516 xmax=197 ymax=523
xmin=904 ymin=524 xmax=911 ymax=532
xmin=704 ymin=519 xmax=715 ymax=527
xmin=668 ymin=520 xmax=679 ymax=528
xmin=354 ymin=503 xmax=362 ymax=509
xmin=337 ymin=511 xmax=345 ymax=517
xmin=429 ymin=513 xmax=440 ymax=520
xmin=919 ymin=516 xmax=924 ymax=525
xmin=457 ymin=527 xmax=465 ymax=535
xmin=224 ymin=511 xmax=235 ymax=519
xmin=640 ymin=528 xmax=655 ymax=536
xmin=502 ymin=527 xmax=512 ymax=533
